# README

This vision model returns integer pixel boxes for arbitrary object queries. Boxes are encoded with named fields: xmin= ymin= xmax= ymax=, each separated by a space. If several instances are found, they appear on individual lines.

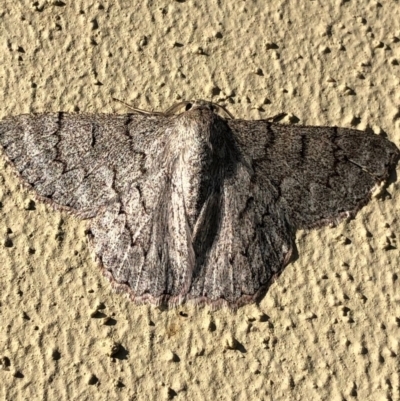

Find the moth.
xmin=0 ymin=100 xmax=398 ymax=309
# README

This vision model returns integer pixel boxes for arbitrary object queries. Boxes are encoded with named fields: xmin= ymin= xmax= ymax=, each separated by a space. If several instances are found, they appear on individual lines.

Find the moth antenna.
xmin=164 ymin=101 xmax=192 ymax=115
xmin=211 ymin=103 xmax=234 ymax=119
xmin=264 ymin=112 xmax=287 ymax=122
xmin=112 ymin=97 xmax=164 ymax=116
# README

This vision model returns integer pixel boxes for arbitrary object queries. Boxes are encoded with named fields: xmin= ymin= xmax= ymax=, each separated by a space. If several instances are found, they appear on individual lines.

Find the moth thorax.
xmin=179 ymin=134 xmax=214 ymax=227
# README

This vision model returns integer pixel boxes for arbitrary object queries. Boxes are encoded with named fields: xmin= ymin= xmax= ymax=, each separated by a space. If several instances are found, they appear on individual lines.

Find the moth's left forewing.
xmin=0 ymin=113 xmax=167 ymax=217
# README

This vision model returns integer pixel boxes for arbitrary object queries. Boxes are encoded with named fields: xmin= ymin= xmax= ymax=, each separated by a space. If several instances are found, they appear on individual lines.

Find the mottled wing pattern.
xmin=0 ymin=108 xmax=398 ymax=309
xmin=91 ymin=156 xmax=196 ymax=305
xmin=187 ymin=119 xmax=399 ymax=307
xmin=0 ymin=112 xmax=196 ymax=305
xmin=0 ymin=113 xmax=168 ymax=218
xmin=188 ymin=155 xmax=294 ymax=307
xmin=229 ymin=121 xmax=399 ymax=229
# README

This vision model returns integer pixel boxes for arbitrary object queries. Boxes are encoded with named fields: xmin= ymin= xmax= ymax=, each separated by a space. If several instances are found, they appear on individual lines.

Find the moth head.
xmin=164 ymin=100 xmax=233 ymax=120
xmin=185 ymin=100 xmax=215 ymax=113
xmin=168 ymin=101 xmax=232 ymax=161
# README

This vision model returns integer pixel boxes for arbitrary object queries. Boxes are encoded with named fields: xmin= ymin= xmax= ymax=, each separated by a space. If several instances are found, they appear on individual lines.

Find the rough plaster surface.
xmin=0 ymin=1 xmax=399 ymax=400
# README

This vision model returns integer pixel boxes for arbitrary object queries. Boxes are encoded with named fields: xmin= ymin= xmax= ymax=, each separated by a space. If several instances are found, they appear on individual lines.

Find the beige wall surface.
xmin=0 ymin=1 xmax=399 ymax=400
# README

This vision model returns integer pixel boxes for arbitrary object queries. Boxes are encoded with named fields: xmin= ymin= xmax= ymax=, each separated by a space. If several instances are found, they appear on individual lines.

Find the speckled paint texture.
xmin=0 ymin=1 xmax=399 ymax=400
